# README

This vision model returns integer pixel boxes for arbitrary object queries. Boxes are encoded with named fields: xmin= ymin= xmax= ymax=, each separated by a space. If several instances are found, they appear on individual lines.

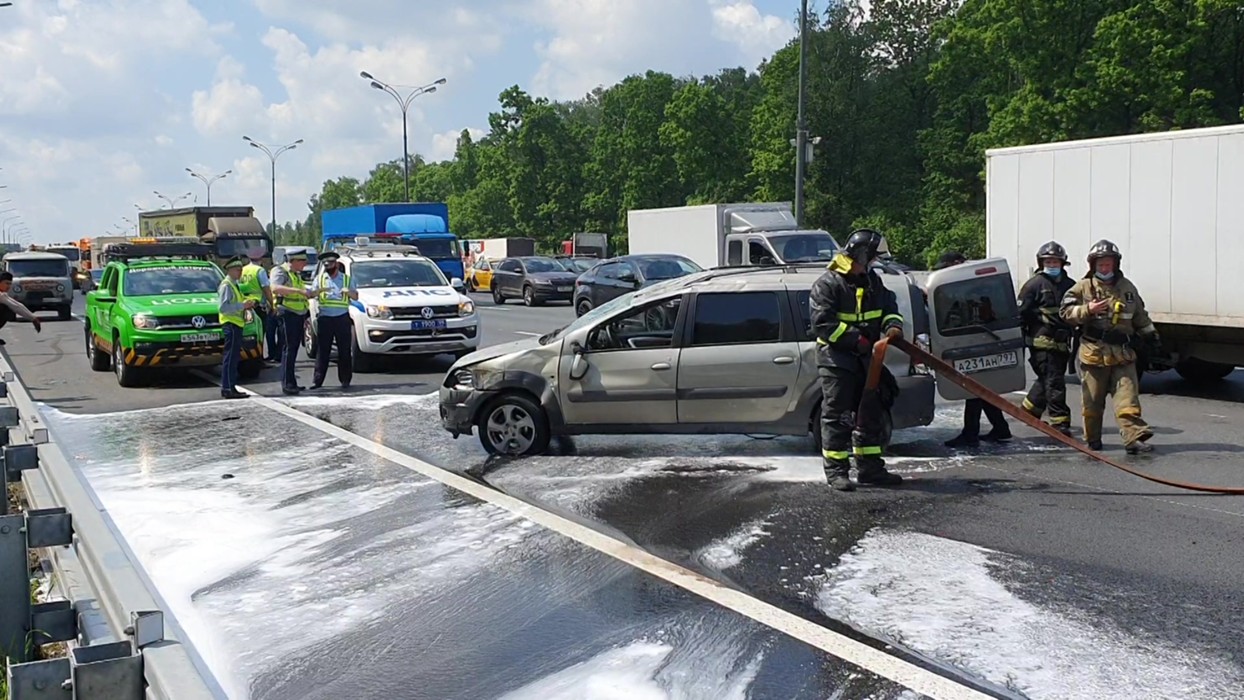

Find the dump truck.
xmin=138 ymin=206 xmax=272 ymax=269
xmin=986 ymin=124 xmax=1244 ymax=383
xmin=322 ymin=203 xmax=464 ymax=281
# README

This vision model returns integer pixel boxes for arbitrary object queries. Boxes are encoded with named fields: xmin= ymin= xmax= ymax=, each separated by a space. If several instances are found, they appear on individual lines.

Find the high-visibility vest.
xmin=273 ymin=263 xmax=308 ymax=313
xmin=317 ymin=271 xmax=351 ymax=309
xmin=239 ymin=263 xmax=265 ymax=302
xmin=219 ymin=279 xmax=245 ymax=327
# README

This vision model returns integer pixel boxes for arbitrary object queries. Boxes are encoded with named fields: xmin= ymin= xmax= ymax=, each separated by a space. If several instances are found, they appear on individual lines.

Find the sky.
xmin=0 ymin=0 xmax=800 ymax=245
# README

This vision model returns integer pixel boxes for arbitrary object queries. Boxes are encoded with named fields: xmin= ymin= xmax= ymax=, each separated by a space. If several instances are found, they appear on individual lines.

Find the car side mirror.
xmin=450 ymin=277 xmax=464 ymax=291
xmin=618 ymin=272 xmax=637 ymax=285
xmin=569 ymin=341 xmax=590 ymax=381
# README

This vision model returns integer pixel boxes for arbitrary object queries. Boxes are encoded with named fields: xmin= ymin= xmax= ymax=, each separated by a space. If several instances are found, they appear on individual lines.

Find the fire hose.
xmin=866 ymin=336 xmax=1244 ymax=495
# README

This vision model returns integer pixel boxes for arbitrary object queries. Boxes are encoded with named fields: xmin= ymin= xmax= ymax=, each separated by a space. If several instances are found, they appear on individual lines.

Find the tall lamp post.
xmin=243 ymin=136 xmax=302 ymax=236
xmin=154 ymin=190 xmax=193 ymax=209
xmin=186 ymin=168 xmax=231 ymax=206
xmin=358 ymin=72 xmax=445 ymax=202
xmin=793 ymin=0 xmax=810 ymax=225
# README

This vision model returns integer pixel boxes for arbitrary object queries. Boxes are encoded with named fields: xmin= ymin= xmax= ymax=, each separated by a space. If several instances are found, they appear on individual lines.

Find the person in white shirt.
xmin=0 ymin=272 xmax=43 ymax=344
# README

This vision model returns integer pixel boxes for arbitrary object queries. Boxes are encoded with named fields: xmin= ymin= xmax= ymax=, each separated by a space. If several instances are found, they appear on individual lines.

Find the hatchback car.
xmin=572 ymin=254 xmax=702 ymax=316
xmin=490 ymin=256 xmax=580 ymax=306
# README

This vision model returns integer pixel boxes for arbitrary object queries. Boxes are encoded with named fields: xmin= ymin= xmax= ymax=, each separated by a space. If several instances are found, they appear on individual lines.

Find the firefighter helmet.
xmin=843 ymin=228 xmax=885 ymax=264
xmin=1086 ymin=239 xmax=1122 ymax=264
xmin=1036 ymin=241 xmax=1068 ymax=265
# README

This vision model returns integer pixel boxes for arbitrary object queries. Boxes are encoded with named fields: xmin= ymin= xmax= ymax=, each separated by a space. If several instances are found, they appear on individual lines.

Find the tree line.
xmin=274 ymin=0 xmax=1244 ymax=267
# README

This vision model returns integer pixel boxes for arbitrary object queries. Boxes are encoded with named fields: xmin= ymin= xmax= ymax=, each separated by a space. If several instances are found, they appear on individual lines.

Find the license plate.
xmin=953 ymin=351 xmax=1019 ymax=374
xmin=557 ymin=286 xmax=572 ymax=292
xmin=180 ymin=332 xmax=220 ymax=343
xmin=412 ymin=320 xmax=447 ymax=331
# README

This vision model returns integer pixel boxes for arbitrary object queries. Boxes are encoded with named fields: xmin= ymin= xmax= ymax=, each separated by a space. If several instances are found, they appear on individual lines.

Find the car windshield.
xmin=556 ymin=258 xmax=593 ymax=273
xmin=350 ymin=260 xmax=447 ymax=288
xmin=403 ymin=238 xmax=459 ymax=259
xmin=216 ymin=237 xmax=271 ymax=259
xmin=7 ymin=259 xmax=70 ymax=277
xmin=539 ymin=276 xmax=689 ymax=345
xmin=769 ymin=233 xmax=839 ymax=262
xmin=49 ymin=248 xmax=81 ymax=261
xmin=637 ymin=256 xmax=701 ymax=280
xmin=123 ymin=266 xmax=222 ymax=296
xmin=523 ymin=258 xmax=562 ymax=273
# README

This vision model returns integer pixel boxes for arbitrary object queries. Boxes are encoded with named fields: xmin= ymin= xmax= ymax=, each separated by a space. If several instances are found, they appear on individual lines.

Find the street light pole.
xmin=794 ymin=0 xmax=810 ymax=226
xmin=359 ymin=72 xmax=446 ymax=202
xmin=242 ymin=137 xmax=303 ymax=236
xmin=186 ymin=168 xmax=232 ymax=206
xmin=153 ymin=190 xmax=193 ymax=209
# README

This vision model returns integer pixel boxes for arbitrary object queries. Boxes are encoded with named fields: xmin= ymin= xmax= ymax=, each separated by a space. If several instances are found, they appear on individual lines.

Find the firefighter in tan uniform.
xmin=1059 ymin=240 xmax=1160 ymax=454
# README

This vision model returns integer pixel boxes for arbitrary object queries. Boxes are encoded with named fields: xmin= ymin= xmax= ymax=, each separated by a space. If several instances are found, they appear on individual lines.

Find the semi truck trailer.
xmin=138 ymin=206 xmax=272 ymax=269
xmin=986 ymin=124 xmax=1244 ymax=383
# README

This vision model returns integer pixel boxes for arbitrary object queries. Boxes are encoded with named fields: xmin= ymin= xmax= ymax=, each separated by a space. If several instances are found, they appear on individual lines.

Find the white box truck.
xmin=478 ymin=237 xmax=536 ymax=259
xmin=986 ymin=124 xmax=1244 ymax=383
xmin=627 ymin=202 xmax=840 ymax=269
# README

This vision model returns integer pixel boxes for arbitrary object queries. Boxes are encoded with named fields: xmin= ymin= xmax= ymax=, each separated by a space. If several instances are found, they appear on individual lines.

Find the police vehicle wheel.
xmin=112 ymin=338 xmax=139 ymax=388
xmin=303 ymin=317 xmax=317 ymax=357
xmin=85 ymin=324 xmax=110 ymax=372
xmin=477 ymin=393 xmax=550 ymax=457
xmin=575 ymin=299 xmax=592 ymax=317
xmin=351 ymin=334 xmax=374 ymax=373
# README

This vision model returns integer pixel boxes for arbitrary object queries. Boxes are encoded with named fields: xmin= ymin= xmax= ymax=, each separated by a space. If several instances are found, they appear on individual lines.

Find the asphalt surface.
xmin=12 ymin=290 xmax=1244 ymax=699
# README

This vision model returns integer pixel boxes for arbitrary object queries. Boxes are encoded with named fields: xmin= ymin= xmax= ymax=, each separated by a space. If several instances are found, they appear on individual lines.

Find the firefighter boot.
xmin=825 ymin=460 xmax=855 ymax=492
xmin=1083 ymin=413 xmax=1104 ymax=451
xmin=855 ymin=456 xmax=903 ymax=487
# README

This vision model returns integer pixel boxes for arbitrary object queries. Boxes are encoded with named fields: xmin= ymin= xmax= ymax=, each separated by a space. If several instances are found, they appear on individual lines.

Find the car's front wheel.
xmin=113 ymin=337 xmax=139 ymax=388
xmin=477 ymin=393 xmax=550 ymax=457
xmin=492 ymin=284 xmax=505 ymax=305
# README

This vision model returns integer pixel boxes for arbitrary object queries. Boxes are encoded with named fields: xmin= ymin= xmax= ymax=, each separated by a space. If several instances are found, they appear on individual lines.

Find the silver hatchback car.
xmin=442 ymin=266 xmax=957 ymax=456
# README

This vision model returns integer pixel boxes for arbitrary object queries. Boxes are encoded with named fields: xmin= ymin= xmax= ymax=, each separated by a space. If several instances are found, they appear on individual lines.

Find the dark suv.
xmin=572 ymin=254 xmax=702 ymax=316
xmin=490 ymin=256 xmax=580 ymax=306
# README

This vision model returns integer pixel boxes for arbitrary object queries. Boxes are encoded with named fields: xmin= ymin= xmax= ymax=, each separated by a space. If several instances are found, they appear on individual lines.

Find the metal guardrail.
xmin=0 ymin=350 xmax=225 ymax=699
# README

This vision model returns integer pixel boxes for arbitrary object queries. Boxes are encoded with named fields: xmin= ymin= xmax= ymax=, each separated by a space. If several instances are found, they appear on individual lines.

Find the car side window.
xmin=691 ymin=291 xmax=782 ymax=346
xmin=596 ymin=263 xmax=618 ymax=280
xmin=727 ymin=241 xmax=744 ymax=266
xmin=477 ymin=259 xmax=490 ymax=271
xmin=100 ymin=267 xmax=117 ymax=295
xmin=587 ymin=297 xmax=683 ymax=351
xmin=748 ymin=240 xmax=773 ymax=265
xmin=499 ymin=260 xmax=520 ymax=273
xmin=616 ymin=262 xmax=637 ymax=280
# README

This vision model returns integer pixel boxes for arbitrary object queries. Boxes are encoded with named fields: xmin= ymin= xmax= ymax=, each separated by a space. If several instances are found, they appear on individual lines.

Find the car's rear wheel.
xmin=575 ymin=298 xmax=592 ymax=317
xmin=85 ymin=324 xmax=110 ymax=372
xmin=477 ymin=393 xmax=550 ymax=457
xmin=113 ymin=336 xmax=139 ymax=388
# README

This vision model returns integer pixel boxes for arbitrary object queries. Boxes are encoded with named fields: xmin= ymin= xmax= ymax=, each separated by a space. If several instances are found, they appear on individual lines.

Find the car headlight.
xmin=133 ymin=313 xmax=158 ymax=329
xmin=448 ymin=366 xmax=491 ymax=390
xmin=458 ymin=299 xmax=475 ymax=317
xmin=366 ymin=304 xmax=393 ymax=320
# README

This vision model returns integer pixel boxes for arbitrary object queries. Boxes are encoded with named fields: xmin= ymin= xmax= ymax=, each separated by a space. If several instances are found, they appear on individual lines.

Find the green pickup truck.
xmin=83 ymin=256 xmax=264 ymax=387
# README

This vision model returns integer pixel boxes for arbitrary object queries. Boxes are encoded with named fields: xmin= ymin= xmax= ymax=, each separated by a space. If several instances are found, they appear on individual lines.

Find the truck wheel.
xmin=351 ymin=334 xmax=374 ymax=373
xmin=477 ymin=393 xmax=550 ymax=457
xmin=492 ymin=284 xmax=505 ymax=305
xmin=1175 ymin=358 xmax=1234 ymax=384
xmin=58 ymin=305 xmax=71 ymax=321
xmin=112 ymin=338 xmax=140 ymax=388
xmin=85 ymin=324 xmax=110 ymax=372
xmin=575 ymin=299 xmax=592 ymax=317
xmin=523 ymin=285 xmax=541 ymax=307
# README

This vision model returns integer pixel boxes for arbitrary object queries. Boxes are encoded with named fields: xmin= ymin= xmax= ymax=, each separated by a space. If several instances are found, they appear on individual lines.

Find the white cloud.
xmin=430 ymin=128 xmax=486 ymax=163
xmin=710 ymin=1 xmax=796 ymax=66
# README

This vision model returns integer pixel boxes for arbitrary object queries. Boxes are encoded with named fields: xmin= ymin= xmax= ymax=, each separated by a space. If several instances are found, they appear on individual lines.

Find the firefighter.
xmin=1059 ymin=240 xmax=1160 ymax=453
xmin=811 ymin=229 xmax=905 ymax=491
xmin=1018 ymin=241 xmax=1076 ymax=435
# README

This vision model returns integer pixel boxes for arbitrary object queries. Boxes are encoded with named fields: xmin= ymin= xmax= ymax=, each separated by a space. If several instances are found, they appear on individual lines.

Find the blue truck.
xmin=321 ymin=203 xmax=464 ymax=281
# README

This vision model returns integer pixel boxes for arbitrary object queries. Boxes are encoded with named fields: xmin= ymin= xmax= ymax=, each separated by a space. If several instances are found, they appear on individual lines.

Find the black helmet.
xmin=843 ymin=228 xmax=885 ymax=264
xmin=1086 ymin=239 xmax=1121 ymax=264
xmin=1036 ymin=241 xmax=1068 ymax=265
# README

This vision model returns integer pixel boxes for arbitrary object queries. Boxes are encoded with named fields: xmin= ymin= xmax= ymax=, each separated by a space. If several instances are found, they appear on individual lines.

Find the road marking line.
xmin=513 ymin=331 xmax=541 ymax=337
xmin=226 ymin=386 xmax=992 ymax=700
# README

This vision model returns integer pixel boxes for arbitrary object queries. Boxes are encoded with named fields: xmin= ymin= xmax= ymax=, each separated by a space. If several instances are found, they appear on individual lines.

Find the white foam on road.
xmin=696 ymin=519 xmax=772 ymax=570
xmin=816 ymin=530 xmax=1244 ymax=700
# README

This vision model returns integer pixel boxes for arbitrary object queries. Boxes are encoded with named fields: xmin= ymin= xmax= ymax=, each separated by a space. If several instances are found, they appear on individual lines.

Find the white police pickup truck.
xmin=304 ymin=240 xmax=481 ymax=372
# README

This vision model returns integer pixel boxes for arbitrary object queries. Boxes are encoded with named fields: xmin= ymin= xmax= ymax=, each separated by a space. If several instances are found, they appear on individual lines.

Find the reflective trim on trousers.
xmin=853 ymin=445 xmax=882 ymax=456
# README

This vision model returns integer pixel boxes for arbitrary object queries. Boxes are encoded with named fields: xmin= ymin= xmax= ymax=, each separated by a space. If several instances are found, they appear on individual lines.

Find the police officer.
xmin=1059 ymin=240 xmax=1160 ymax=453
xmin=1018 ymin=241 xmax=1076 ymax=435
xmin=238 ymin=258 xmax=275 ymax=362
xmin=311 ymin=251 xmax=358 ymax=390
xmin=811 ymin=229 xmax=905 ymax=491
xmin=217 ymin=256 xmax=255 ymax=399
xmin=269 ymin=250 xmax=318 ymax=396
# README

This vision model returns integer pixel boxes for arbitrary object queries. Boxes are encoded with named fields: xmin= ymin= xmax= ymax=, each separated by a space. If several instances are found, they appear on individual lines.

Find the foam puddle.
xmin=816 ymin=530 xmax=1244 ymax=699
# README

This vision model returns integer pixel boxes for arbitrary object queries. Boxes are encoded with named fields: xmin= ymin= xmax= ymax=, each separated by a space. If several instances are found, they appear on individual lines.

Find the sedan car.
xmin=572 ymin=254 xmax=702 ymax=316
xmin=490 ymin=256 xmax=580 ymax=306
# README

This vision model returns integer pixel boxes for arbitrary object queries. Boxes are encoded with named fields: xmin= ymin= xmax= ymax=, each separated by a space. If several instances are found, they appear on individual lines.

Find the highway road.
xmin=9 ymin=291 xmax=1244 ymax=699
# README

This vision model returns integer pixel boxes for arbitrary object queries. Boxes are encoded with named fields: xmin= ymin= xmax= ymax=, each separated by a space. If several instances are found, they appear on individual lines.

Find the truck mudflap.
xmin=123 ymin=338 xmax=262 ymax=367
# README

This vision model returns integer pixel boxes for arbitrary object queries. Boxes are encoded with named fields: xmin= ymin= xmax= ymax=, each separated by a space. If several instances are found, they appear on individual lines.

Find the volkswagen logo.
xmin=420 ymin=306 xmax=435 ymax=319
xmin=191 ymin=315 xmax=207 ymax=329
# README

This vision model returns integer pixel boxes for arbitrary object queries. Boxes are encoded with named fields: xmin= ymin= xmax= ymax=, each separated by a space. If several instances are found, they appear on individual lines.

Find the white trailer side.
xmin=627 ymin=204 xmax=723 ymax=269
xmin=986 ymin=124 xmax=1244 ymax=381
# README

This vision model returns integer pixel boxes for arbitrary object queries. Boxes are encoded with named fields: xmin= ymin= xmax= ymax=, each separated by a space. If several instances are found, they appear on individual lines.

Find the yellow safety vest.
xmin=317 ymin=271 xmax=351 ymax=309
xmin=219 ymin=279 xmax=245 ymax=328
xmin=274 ymin=263 xmax=308 ymax=313
xmin=239 ymin=263 xmax=265 ymax=302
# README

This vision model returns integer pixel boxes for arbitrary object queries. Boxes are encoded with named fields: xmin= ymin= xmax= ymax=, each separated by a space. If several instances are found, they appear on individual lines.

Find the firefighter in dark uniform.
xmin=811 ymin=229 xmax=905 ymax=491
xmin=1017 ymin=241 xmax=1077 ymax=435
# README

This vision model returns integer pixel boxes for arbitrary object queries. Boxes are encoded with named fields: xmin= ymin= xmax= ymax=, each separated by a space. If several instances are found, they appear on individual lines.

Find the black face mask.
xmin=324 ymin=264 xmax=338 ymax=273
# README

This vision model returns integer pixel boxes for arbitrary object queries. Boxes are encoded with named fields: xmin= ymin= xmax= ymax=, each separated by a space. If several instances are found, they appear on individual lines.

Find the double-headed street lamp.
xmin=186 ymin=168 xmax=231 ymax=206
xmin=359 ymin=72 xmax=446 ymax=202
xmin=154 ymin=190 xmax=193 ymax=209
xmin=243 ymin=136 xmax=303 ymax=235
